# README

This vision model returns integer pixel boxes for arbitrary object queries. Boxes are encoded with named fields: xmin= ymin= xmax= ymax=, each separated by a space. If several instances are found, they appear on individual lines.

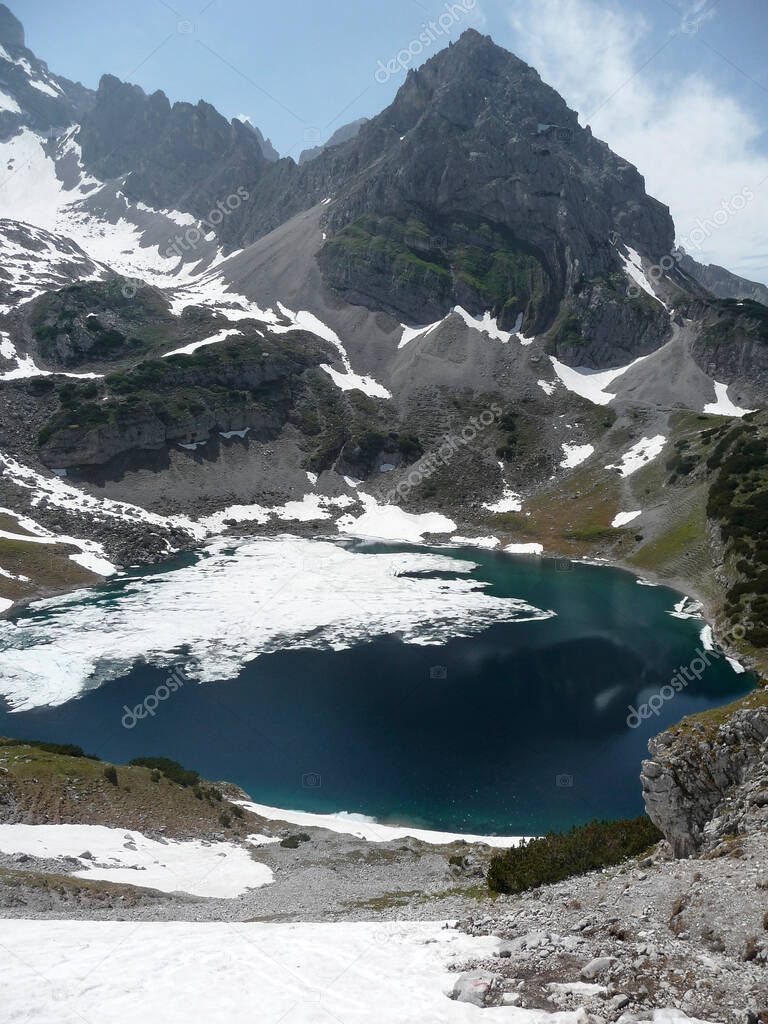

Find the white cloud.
xmin=507 ymin=0 xmax=768 ymax=284
xmin=233 ymin=113 xmax=252 ymax=125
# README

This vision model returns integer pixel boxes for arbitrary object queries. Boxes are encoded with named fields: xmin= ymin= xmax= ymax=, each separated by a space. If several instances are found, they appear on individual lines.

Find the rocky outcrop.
xmin=77 ymin=74 xmax=267 ymax=228
xmin=641 ymin=694 xmax=768 ymax=857
xmin=299 ymin=118 xmax=368 ymax=165
xmin=678 ymin=250 xmax=768 ymax=305
xmin=0 ymin=3 xmax=93 ymax=133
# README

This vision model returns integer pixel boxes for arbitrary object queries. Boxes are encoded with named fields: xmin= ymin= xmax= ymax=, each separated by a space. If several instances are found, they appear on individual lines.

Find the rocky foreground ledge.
xmin=642 ymin=691 xmax=768 ymax=858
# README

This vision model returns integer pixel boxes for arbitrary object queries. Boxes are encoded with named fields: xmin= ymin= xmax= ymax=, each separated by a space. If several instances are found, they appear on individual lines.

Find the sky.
xmin=12 ymin=0 xmax=768 ymax=283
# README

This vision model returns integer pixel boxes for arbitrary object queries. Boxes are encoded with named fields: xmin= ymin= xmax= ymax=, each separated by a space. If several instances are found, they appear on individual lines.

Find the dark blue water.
xmin=0 ymin=545 xmax=753 ymax=836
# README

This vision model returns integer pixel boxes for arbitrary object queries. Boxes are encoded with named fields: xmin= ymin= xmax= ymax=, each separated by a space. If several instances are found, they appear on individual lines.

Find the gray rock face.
xmin=641 ymin=703 xmax=768 ymax=858
xmin=678 ymin=251 xmax=768 ymax=305
xmin=307 ymin=30 xmax=677 ymax=354
xmin=77 ymin=75 xmax=268 ymax=228
xmin=299 ymin=118 xmax=368 ymax=165
xmin=0 ymin=3 xmax=93 ymax=133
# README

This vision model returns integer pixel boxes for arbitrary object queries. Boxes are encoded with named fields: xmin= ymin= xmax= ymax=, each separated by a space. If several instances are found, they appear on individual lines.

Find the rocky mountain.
xmin=0 ymin=4 xmax=92 ymax=133
xmin=678 ymin=249 xmax=768 ymax=305
xmin=0 ymin=4 xmax=766 ymax=692
xmin=298 ymin=117 xmax=368 ymax=164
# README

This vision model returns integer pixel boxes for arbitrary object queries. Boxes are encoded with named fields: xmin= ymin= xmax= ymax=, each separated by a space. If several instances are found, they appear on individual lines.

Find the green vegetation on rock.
xmin=487 ymin=816 xmax=661 ymax=894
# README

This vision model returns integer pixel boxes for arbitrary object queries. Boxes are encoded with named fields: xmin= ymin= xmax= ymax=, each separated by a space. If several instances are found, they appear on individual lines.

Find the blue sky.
xmin=13 ymin=0 xmax=768 ymax=281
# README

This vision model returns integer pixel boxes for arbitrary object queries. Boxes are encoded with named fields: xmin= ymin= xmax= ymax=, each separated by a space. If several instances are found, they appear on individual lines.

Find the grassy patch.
xmin=630 ymin=514 xmax=704 ymax=571
xmin=668 ymin=685 xmax=768 ymax=741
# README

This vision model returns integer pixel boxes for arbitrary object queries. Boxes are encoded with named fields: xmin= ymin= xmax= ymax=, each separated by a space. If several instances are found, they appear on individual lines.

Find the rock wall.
xmin=641 ymin=695 xmax=768 ymax=857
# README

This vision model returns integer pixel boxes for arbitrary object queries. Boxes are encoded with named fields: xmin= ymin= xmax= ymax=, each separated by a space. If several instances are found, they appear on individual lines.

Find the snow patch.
xmin=550 ymin=355 xmax=650 ymax=406
xmin=703 ymin=382 xmax=755 ymax=418
xmin=504 ymin=543 xmax=544 ymax=555
xmin=450 ymin=535 xmax=501 ymax=550
xmin=560 ymin=443 xmax=594 ymax=469
xmin=337 ymin=492 xmax=456 ymax=543
xmin=606 ymin=436 xmax=666 ymax=477
xmin=163 ymin=328 xmax=242 ymax=358
xmin=0 ymin=824 xmax=274 ymax=897
xmin=612 ymin=510 xmax=642 ymax=528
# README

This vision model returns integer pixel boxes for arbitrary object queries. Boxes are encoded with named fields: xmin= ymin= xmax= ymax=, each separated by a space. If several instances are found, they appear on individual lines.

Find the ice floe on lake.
xmin=0 ymin=536 xmax=555 ymax=710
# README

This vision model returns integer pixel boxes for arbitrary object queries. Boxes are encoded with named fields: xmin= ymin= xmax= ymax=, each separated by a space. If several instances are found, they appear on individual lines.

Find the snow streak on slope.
xmin=606 ymin=436 xmax=666 ymax=477
xmin=273 ymin=304 xmax=391 ymax=399
xmin=0 ymin=824 xmax=275 ymax=896
xmin=0 ymin=219 xmax=107 ymax=313
xmin=0 ymin=451 xmax=205 ymax=539
xmin=0 ymin=332 xmax=102 ymax=381
xmin=0 ymin=505 xmax=116 ymax=576
xmin=0 ymin=536 xmax=554 ymax=710
xmin=0 ymin=128 xmax=227 ymax=287
xmin=619 ymin=245 xmax=668 ymax=309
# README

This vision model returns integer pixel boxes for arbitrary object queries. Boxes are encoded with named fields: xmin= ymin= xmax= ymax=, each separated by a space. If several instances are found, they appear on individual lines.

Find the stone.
xmin=581 ymin=957 xmax=617 ymax=981
xmin=451 ymin=970 xmax=504 ymax=1008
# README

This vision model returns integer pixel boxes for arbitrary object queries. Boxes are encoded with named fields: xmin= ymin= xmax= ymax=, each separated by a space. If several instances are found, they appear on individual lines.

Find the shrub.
xmin=219 ymin=811 xmax=232 ymax=828
xmin=487 ymin=816 xmax=661 ymax=894
xmin=128 ymin=756 xmax=199 ymax=788
xmin=103 ymin=765 xmax=118 ymax=786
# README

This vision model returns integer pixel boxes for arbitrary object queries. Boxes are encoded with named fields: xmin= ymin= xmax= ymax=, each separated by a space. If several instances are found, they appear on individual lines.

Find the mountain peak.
xmin=0 ymin=3 xmax=24 ymax=49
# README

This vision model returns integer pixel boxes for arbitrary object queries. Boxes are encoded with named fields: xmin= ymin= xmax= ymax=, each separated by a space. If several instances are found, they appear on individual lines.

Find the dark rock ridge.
xmin=0 ymin=3 xmax=93 ymax=133
xmin=642 ymin=695 xmax=768 ymax=857
xmin=308 ymin=30 xmax=678 ymax=344
xmin=299 ymin=118 xmax=368 ymax=164
xmin=679 ymin=250 xmax=768 ymax=305
xmin=35 ymin=329 xmax=345 ymax=470
xmin=77 ymin=74 xmax=268 ymax=228
xmin=72 ymin=29 xmax=686 ymax=365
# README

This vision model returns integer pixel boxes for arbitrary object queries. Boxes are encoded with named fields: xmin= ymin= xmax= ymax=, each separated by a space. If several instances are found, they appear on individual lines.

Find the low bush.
xmin=487 ymin=815 xmax=661 ymax=894
xmin=128 ymin=756 xmax=199 ymax=788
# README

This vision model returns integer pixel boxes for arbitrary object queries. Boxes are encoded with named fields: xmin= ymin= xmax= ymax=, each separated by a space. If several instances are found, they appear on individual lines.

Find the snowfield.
xmin=606 ymin=436 xmax=666 ymax=477
xmin=0 ymin=919 xmax=719 ymax=1024
xmin=0 ymin=536 xmax=555 ymax=710
xmin=0 ymin=824 xmax=275 ymax=897
xmin=550 ymin=355 xmax=650 ymax=406
xmin=703 ymin=381 xmax=755 ymax=418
